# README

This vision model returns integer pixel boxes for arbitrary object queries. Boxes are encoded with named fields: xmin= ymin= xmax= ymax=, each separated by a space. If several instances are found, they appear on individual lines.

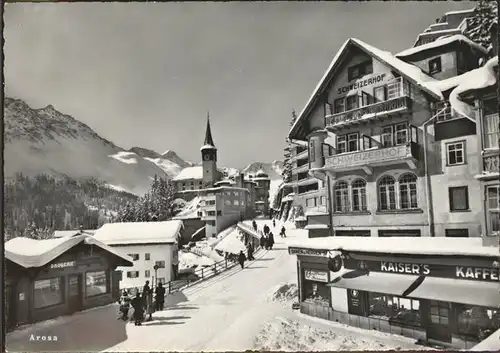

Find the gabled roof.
xmin=5 ymin=235 xmax=133 ymax=268
xmin=53 ymin=229 xmax=95 ymax=238
xmin=288 ymin=38 xmax=443 ymax=140
xmin=93 ymin=220 xmax=183 ymax=245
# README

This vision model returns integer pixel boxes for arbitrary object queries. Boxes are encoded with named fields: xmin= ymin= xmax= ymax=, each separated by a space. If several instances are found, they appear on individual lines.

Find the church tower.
xmin=200 ymin=113 xmax=218 ymax=188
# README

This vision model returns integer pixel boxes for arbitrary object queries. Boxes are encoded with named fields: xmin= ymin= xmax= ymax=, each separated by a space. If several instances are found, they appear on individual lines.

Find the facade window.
xmin=197 ymin=211 xmax=202 ymax=217
xmin=484 ymin=114 xmax=499 ymax=149
xmin=381 ymin=126 xmax=393 ymax=147
xmin=319 ymin=196 xmax=326 ymax=205
xmin=155 ymin=261 xmax=166 ymax=268
xmin=217 ymin=210 xmax=222 ymax=216
xmin=456 ymin=305 xmax=500 ymax=341
xmin=346 ymin=95 xmax=358 ymax=111
xmin=446 ymin=141 xmax=465 ymax=166
xmin=86 ymin=271 xmax=108 ymax=297
xmin=351 ymin=179 xmax=367 ymax=211
xmin=487 ymin=185 xmax=500 ymax=235
xmin=128 ymin=253 xmax=139 ymax=261
xmin=306 ymin=197 xmax=317 ymax=208
xmin=368 ymin=292 xmax=421 ymax=328
xmin=347 ymin=133 xmax=359 ymax=152
xmin=334 ymin=181 xmax=349 ymax=212
xmin=382 ymin=123 xmax=409 ymax=147
xmin=449 ymin=186 xmax=469 ymax=211
xmin=348 ymin=60 xmax=373 ymax=81
xmin=145 ymin=253 xmax=150 ymax=261
xmin=395 ymin=123 xmax=408 ymax=145
xmin=399 ymin=173 xmax=418 ymax=209
xmin=430 ymin=300 xmax=450 ymax=325
xmin=428 ymin=57 xmax=442 ymax=75
xmin=373 ymin=85 xmax=387 ymax=102
xmin=324 ymin=102 xmax=333 ymax=116
xmin=337 ymin=135 xmax=347 ymax=154
xmin=33 ymin=278 xmax=63 ymax=309
xmin=378 ymin=176 xmax=397 ymax=210
xmin=145 ymin=270 xmax=150 ymax=277
xmin=445 ymin=229 xmax=469 ymax=237
xmin=334 ymin=98 xmax=345 ymax=113
xmin=309 ymin=140 xmax=316 ymax=163
xmin=127 ymin=271 xmax=139 ymax=278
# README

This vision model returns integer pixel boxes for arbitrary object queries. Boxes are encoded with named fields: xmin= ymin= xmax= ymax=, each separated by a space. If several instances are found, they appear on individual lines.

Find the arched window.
xmin=378 ymin=176 xmax=396 ymax=210
xmin=351 ymin=179 xmax=367 ymax=211
xmin=399 ymin=173 xmax=418 ymax=209
xmin=334 ymin=181 xmax=349 ymax=212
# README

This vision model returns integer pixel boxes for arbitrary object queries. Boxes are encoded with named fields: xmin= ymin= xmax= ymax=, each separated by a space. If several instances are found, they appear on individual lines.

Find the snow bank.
xmin=178 ymin=250 xmax=214 ymax=270
xmin=266 ymin=282 xmax=298 ymax=304
xmin=214 ymin=228 xmax=246 ymax=254
xmin=448 ymin=56 xmax=498 ymax=120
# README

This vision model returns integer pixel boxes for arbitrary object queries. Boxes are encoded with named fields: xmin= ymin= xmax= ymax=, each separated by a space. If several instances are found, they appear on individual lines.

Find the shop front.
xmin=289 ymin=244 xmax=500 ymax=349
xmin=5 ymin=235 xmax=132 ymax=330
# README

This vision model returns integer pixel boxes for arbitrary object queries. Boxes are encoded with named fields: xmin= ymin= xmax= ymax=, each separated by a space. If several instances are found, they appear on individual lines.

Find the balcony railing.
xmin=325 ymin=78 xmax=412 ymax=128
xmin=291 ymin=149 xmax=308 ymax=161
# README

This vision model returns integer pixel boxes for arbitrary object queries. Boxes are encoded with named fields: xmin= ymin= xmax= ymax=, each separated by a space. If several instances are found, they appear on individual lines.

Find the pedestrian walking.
xmin=252 ymin=220 xmax=257 ymax=232
xmin=238 ymin=250 xmax=247 ymax=269
xmin=268 ymin=232 xmax=275 ymax=250
xmin=155 ymin=282 xmax=166 ymax=311
xmin=247 ymin=242 xmax=255 ymax=261
xmin=280 ymin=226 xmax=287 ymax=238
xmin=142 ymin=280 xmax=153 ymax=321
xmin=273 ymin=219 xmax=276 ymax=228
xmin=131 ymin=290 xmax=145 ymax=326
xmin=263 ymin=224 xmax=270 ymax=236
xmin=259 ymin=234 xmax=266 ymax=249
xmin=118 ymin=290 xmax=131 ymax=321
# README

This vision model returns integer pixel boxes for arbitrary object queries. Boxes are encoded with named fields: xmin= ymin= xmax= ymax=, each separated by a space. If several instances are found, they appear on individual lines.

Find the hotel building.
xmin=287 ymin=34 xmax=491 ymax=239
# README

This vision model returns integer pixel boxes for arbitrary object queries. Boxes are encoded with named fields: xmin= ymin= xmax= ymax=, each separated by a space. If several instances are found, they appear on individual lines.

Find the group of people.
xmin=260 ymin=223 xmax=275 ymax=250
xmin=118 ymin=280 xmax=166 ymax=325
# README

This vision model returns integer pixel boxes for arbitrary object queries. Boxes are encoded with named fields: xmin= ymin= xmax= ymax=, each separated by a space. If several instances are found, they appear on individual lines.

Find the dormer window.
xmin=428 ymin=57 xmax=442 ymax=75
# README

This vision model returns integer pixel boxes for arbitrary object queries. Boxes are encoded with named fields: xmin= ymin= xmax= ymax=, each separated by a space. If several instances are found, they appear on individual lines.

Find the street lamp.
xmin=153 ymin=265 xmax=159 ymax=288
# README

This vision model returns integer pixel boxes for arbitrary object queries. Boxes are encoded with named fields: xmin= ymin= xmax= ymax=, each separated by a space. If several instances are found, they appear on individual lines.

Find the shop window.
xmin=145 ymin=253 xmax=150 ymax=261
xmin=306 ymin=197 xmax=317 ymax=208
xmin=378 ymin=176 xmax=396 ymax=210
xmin=484 ymin=114 xmax=499 ymax=149
xmin=445 ymin=229 xmax=469 ymax=237
xmin=334 ymin=181 xmax=349 ymax=212
xmin=351 ymin=179 xmax=367 ymax=211
xmin=430 ymin=300 xmax=449 ymax=325
xmin=128 ymin=253 xmax=139 ymax=261
xmin=127 ymin=271 xmax=139 ymax=278
xmin=334 ymin=98 xmax=345 ymax=114
xmin=457 ymin=305 xmax=500 ymax=341
xmin=86 ymin=271 xmax=108 ymax=297
xmin=399 ymin=173 xmax=418 ymax=209
xmin=428 ymin=57 xmax=442 ymax=75
xmin=303 ymin=280 xmax=330 ymax=305
xmin=33 ymin=278 xmax=64 ymax=309
xmin=155 ymin=261 xmax=166 ymax=268
xmin=446 ymin=141 xmax=465 ymax=166
xmin=368 ymin=293 xmax=421 ymax=327
xmin=145 ymin=270 xmax=150 ymax=277
xmin=486 ymin=185 xmax=500 ymax=236
xmin=449 ymin=186 xmax=469 ymax=211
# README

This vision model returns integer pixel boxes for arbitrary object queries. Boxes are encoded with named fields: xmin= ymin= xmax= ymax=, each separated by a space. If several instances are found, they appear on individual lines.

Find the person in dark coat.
xmin=155 ymin=282 xmax=166 ymax=311
xmin=259 ymin=234 xmax=266 ymax=249
xmin=142 ymin=280 xmax=153 ymax=321
xmin=273 ymin=219 xmax=276 ymax=228
xmin=247 ymin=242 xmax=255 ymax=261
xmin=143 ymin=280 xmax=151 ymax=296
xmin=280 ymin=226 xmax=287 ymax=238
xmin=238 ymin=250 xmax=247 ymax=269
xmin=252 ymin=220 xmax=257 ymax=232
xmin=131 ymin=290 xmax=145 ymax=326
xmin=268 ymin=232 xmax=275 ymax=250
xmin=263 ymin=224 xmax=270 ymax=236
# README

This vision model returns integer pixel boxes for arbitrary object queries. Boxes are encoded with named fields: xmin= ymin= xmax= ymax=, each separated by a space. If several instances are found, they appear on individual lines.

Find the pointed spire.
xmin=204 ymin=112 xmax=215 ymax=147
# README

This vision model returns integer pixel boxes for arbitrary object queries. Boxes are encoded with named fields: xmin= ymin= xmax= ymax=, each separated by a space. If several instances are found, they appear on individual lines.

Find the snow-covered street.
xmin=7 ymin=222 xmax=428 ymax=352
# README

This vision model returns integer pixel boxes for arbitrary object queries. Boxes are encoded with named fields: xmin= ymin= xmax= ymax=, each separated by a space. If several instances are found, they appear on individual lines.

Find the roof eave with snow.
xmin=93 ymin=221 xmax=183 ymax=245
xmin=200 ymin=144 xmax=217 ymax=151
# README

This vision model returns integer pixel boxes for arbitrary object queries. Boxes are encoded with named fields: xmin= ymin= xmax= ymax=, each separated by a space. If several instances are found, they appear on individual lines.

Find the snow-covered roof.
xmin=304 ymin=224 xmax=328 ymax=229
xmin=288 ymin=38 xmax=442 ymax=139
xmin=173 ymin=166 xmax=203 ymax=181
xmin=252 ymin=177 xmax=270 ymax=181
xmin=214 ymin=229 xmax=246 ymax=254
xmin=396 ymin=34 xmax=488 ymax=58
xmin=444 ymin=8 xmax=475 ymax=16
xmin=288 ymin=236 xmax=499 ymax=258
xmin=5 ymin=235 xmax=133 ymax=268
xmin=93 ymin=221 xmax=183 ymax=245
xmin=255 ymin=201 xmax=266 ymax=204
xmin=53 ymin=229 xmax=95 ymax=238
xmin=200 ymin=144 xmax=217 ymax=151
xmin=294 ymin=216 xmax=307 ymax=222
xmin=214 ymin=179 xmax=236 ymax=186
xmin=448 ymin=56 xmax=498 ymax=120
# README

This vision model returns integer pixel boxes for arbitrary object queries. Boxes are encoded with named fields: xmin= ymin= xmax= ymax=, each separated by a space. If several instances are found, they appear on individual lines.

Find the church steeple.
xmin=203 ymin=112 xmax=216 ymax=148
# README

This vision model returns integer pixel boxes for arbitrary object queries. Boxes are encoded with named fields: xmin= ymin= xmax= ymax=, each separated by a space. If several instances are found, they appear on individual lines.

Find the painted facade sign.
xmin=325 ymin=145 xmax=409 ymax=169
xmin=336 ymin=73 xmax=387 ymax=95
xmin=50 ymin=261 xmax=76 ymax=269
xmin=304 ymin=269 xmax=329 ymax=282
xmin=327 ymin=96 xmax=410 ymax=126
xmin=344 ymin=259 xmax=500 ymax=282
xmin=289 ymin=247 xmax=329 ymax=257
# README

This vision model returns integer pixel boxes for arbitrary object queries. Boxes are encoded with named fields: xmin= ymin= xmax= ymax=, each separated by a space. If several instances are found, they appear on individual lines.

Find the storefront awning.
xmin=407 ymin=276 xmax=500 ymax=308
xmin=326 ymin=269 xmax=419 ymax=296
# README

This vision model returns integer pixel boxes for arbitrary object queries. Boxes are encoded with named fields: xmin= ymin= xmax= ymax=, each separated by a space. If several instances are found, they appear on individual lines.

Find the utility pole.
xmin=326 ymin=174 xmax=334 ymax=237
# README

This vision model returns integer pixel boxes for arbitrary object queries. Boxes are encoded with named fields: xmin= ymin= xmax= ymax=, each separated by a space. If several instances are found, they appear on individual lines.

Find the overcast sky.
xmin=5 ymin=1 xmax=475 ymax=169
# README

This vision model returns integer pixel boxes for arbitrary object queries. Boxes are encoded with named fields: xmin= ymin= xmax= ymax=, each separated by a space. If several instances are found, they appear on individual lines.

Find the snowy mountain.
xmin=4 ymin=98 xmax=188 ymax=195
xmin=242 ymin=161 xmax=284 ymax=180
xmin=129 ymin=147 xmax=193 ymax=178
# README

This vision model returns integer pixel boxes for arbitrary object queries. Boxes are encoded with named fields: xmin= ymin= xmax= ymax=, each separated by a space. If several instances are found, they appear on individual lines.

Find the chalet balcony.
xmin=292 ymin=161 xmax=309 ymax=174
xmin=323 ymin=142 xmax=419 ymax=176
xmin=325 ymin=78 xmax=412 ymax=130
xmin=290 ymin=148 xmax=308 ymax=161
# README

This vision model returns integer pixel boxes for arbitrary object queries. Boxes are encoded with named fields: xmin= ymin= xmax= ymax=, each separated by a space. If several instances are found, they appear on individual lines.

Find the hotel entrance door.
xmin=68 ymin=274 xmax=82 ymax=314
xmin=426 ymin=300 xmax=452 ymax=343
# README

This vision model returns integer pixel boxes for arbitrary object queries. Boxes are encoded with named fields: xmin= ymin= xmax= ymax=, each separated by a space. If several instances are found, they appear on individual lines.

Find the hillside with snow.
xmin=243 ymin=161 xmax=284 ymax=179
xmin=4 ymin=98 xmax=190 ymax=195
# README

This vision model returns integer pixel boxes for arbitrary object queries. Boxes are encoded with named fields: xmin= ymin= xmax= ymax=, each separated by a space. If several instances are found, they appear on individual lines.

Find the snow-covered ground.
xmin=100 ymin=220 xmax=425 ymax=352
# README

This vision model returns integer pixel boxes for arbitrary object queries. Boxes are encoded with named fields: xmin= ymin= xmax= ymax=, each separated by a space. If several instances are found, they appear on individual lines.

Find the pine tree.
xmin=464 ymin=0 xmax=498 ymax=52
